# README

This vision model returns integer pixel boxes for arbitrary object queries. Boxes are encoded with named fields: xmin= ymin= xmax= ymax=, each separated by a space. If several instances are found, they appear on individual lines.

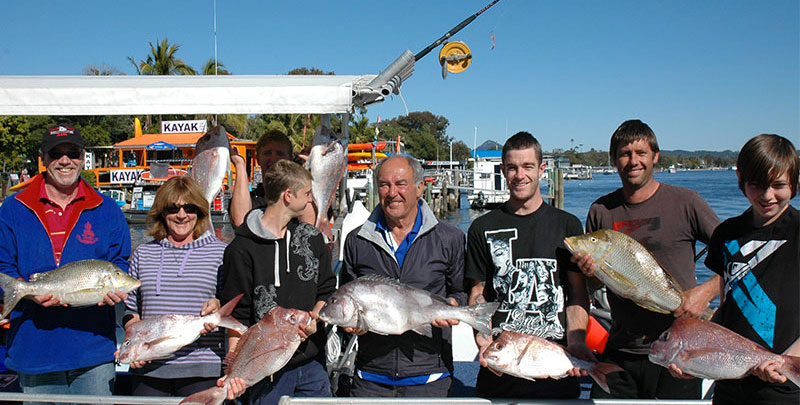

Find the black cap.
xmin=41 ymin=125 xmax=85 ymax=154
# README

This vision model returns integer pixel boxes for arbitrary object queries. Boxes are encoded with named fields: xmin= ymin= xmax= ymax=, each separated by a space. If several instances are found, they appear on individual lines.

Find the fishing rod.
xmin=415 ymin=0 xmax=502 ymax=62
xmin=356 ymin=0 xmax=502 ymax=105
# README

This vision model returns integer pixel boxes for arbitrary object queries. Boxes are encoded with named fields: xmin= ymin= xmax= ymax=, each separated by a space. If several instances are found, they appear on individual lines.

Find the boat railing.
xmin=0 ymin=392 xmax=713 ymax=404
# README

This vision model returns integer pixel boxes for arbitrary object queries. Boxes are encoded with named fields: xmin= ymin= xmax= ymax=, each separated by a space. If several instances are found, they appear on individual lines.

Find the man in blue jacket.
xmin=0 ymin=124 xmax=132 ymax=399
xmin=341 ymin=155 xmax=467 ymax=397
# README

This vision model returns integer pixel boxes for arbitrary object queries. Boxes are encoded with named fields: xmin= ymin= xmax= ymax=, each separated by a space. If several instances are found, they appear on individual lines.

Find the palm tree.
xmin=201 ymin=59 xmax=231 ymax=76
xmin=128 ymin=38 xmax=197 ymax=76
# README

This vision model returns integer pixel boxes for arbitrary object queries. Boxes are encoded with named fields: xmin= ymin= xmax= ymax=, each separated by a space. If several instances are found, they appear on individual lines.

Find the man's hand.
xmin=431 ymin=298 xmax=460 ymax=328
xmin=475 ymin=332 xmax=494 ymax=368
xmin=667 ymin=363 xmax=696 ymax=379
xmin=751 ymin=359 xmax=787 ymax=384
xmin=343 ymin=327 xmax=368 ymax=336
xmin=565 ymin=342 xmax=594 ymax=377
xmin=300 ymin=315 xmax=318 ymax=341
xmin=570 ymin=252 xmax=596 ymax=278
xmin=31 ymin=293 xmax=64 ymax=307
xmin=98 ymin=291 xmax=127 ymax=306
xmin=231 ymin=149 xmax=245 ymax=168
xmin=219 ymin=376 xmax=247 ymax=400
xmin=675 ymin=287 xmax=710 ymax=318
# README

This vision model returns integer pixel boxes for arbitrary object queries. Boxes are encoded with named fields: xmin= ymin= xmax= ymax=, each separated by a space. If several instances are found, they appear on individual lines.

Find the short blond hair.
xmin=146 ymin=176 xmax=210 ymax=240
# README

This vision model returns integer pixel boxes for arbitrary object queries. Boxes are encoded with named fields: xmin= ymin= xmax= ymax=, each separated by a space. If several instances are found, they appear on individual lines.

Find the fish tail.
xmin=589 ymin=362 xmax=624 ymax=394
xmin=460 ymin=302 xmax=500 ymax=335
xmin=0 ymin=273 xmax=26 ymax=319
xmin=216 ymin=293 xmax=247 ymax=333
xmin=779 ymin=354 xmax=800 ymax=389
xmin=179 ymin=386 xmax=226 ymax=405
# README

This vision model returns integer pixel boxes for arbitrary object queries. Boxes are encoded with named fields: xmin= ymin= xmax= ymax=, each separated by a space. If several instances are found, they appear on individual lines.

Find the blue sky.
xmin=1 ymin=1 xmax=797 ymax=153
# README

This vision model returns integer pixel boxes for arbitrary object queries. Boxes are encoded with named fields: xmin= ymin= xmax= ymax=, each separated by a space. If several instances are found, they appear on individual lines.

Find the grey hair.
xmin=373 ymin=154 xmax=424 ymax=186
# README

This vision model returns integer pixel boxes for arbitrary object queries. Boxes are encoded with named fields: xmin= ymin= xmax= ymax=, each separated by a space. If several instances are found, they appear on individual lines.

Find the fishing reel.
xmin=439 ymin=41 xmax=472 ymax=79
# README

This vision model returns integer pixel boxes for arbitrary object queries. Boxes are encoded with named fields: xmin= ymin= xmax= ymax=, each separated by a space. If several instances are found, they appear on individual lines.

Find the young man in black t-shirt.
xmin=465 ymin=131 xmax=592 ymax=399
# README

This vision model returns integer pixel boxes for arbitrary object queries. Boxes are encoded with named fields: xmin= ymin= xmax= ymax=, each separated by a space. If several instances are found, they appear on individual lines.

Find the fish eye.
xmin=495 ymin=343 xmax=503 ymax=350
xmin=123 ymin=340 xmax=130 ymax=346
xmin=590 ymin=237 xmax=597 ymax=243
xmin=290 ymin=314 xmax=296 ymax=323
xmin=329 ymin=297 xmax=337 ymax=304
xmin=660 ymin=331 xmax=670 ymax=341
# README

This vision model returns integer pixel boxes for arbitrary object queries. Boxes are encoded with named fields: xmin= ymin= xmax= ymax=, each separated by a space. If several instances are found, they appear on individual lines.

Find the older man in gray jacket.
xmin=341 ymin=155 xmax=467 ymax=397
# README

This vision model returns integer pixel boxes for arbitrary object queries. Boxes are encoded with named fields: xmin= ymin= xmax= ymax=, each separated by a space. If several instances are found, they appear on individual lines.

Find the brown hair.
xmin=256 ymin=130 xmax=294 ymax=156
xmin=146 ymin=176 xmax=210 ymax=240
xmin=737 ymin=134 xmax=799 ymax=198
xmin=502 ymin=131 xmax=542 ymax=165
xmin=262 ymin=160 xmax=313 ymax=205
xmin=609 ymin=119 xmax=660 ymax=160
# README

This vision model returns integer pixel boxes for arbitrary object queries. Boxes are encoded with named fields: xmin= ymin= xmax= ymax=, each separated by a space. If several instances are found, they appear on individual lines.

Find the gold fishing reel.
xmin=439 ymin=41 xmax=472 ymax=79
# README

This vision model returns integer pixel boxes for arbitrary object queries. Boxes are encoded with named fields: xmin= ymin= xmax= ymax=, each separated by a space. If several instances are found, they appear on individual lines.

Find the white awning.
xmin=0 ymin=75 xmax=378 ymax=116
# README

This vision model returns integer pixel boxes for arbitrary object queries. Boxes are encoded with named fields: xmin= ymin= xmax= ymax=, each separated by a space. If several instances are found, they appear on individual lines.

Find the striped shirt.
xmin=124 ymin=231 xmax=227 ymax=379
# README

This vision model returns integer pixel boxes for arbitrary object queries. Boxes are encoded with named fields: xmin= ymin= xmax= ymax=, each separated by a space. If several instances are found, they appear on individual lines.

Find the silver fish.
xmin=564 ymin=229 xmax=714 ymax=319
xmin=649 ymin=317 xmax=800 ymax=385
xmin=0 ymin=259 xmax=141 ymax=319
xmin=484 ymin=330 xmax=623 ymax=393
xmin=318 ymin=274 xmax=499 ymax=337
xmin=117 ymin=293 xmax=248 ymax=364
xmin=180 ymin=306 xmax=311 ymax=405
xmin=191 ymin=125 xmax=230 ymax=207
xmin=305 ymin=123 xmax=346 ymax=242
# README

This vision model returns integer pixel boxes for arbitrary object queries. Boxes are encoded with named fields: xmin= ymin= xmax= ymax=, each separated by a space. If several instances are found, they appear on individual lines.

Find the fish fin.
xmin=663 ymin=270 xmax=684 ymax=293
xmin=681 ymin=348 xmax=725 ymax=360
xmin=600 ymin=262 xmax=636 ymax=288
xmin=461 ymin=302 xmax=501 ymax=335
xmin=0 ymin=273 xmax=26 ymax=319
xmin=636 ymin=302 xmax=672 ymax=314
xmin=144 ymin=336 xmax=174 ymax=348
xmin=778 ymin=354 xmax=800 ymax=388
xmin=589 ymin=362 xmax=624 ymax=394
xmin=701 ymin=306 xmax=716 ymax=321
xmin=411 ymin=324 xmax=432 ymax=337
xmin=179 ymin=385 xmax=226 ymax=405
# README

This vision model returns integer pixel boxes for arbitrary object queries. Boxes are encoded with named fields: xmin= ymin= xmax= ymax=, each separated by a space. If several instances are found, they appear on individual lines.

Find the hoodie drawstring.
xmin=273 ymin=229 xmax=291 ymax=288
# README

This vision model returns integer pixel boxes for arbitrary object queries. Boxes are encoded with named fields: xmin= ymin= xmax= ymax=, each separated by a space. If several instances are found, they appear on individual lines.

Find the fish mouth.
xmin=562 ymin=238 xmax=576 ymax=254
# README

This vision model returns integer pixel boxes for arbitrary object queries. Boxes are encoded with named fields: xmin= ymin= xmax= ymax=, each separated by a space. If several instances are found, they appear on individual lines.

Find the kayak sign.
xmin=111 ymin=169 xmax=145 ymax=184
xmin=162 ymin=120 xmax=208 ymax=134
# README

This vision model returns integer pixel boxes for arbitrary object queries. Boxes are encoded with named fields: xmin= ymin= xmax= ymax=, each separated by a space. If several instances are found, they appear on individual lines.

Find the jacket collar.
xmin=357 ymin=199 xmax=439 ymax=257
xmin=16 ymin=174 xmax=103 ymax=212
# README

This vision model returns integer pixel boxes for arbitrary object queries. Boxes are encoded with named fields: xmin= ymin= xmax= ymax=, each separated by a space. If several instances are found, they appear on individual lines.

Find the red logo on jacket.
xmin=77 ymin=222 xmax=98 ymax=244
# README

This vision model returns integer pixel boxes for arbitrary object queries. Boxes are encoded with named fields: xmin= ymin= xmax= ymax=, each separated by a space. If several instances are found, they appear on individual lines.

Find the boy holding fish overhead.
xmin=465 ymin=131 xmax=593 ymax=399
xmin=571 ymin=119 xmax=720 ymax=399
xmin=0 ymin=124 xmax=132 ymax=399
xmin=218 ymin=160 xmax=336 ymax=403
xmin=688 ymin=134 xmax=798 ymax=403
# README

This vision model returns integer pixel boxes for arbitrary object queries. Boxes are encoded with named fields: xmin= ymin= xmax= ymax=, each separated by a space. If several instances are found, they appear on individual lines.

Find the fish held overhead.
xmin=563 ymin=229 xmax=714 ymax=319
xmin=318 ymin=274 xmax=499 ymax=337
xmin=191 ymin=125 xmax=231 ymax=209
xmin=305 ymin=123 xmax=347 ymax=243
xmin=648 ymin=317 xmax=800 ymax=387
xmin=117 ymin=293 xmax=248 ymax=364
xmin=0 ymin=259 xmax=141 ymax=319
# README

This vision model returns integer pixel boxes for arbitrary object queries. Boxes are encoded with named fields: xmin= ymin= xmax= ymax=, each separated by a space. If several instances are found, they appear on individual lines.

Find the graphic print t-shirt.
xmin=465 ymin=202 xmax=583 ymax=345
xmin=705 ymin=205 xmax=799 ymax=355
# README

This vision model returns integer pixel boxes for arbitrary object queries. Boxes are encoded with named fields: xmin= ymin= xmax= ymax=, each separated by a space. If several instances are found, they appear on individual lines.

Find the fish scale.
xmin=0 ymin=259 xmax=141 ymax=319
xmin=564 ymin=229 xmax=686 ymax=315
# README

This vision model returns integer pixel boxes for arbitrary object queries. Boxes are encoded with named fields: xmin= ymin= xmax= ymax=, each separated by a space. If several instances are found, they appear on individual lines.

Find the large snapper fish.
xmin=0 ymin=259 xmax=141 ymax=319
xmin=191 ymin=125 xmax=230 ymax=207
xmin=564 ymin=229 xmax=714 ymax=319
xmin=649 ymin=317 xmax=800 ymax=385
xmin=484 ymin=330 xmax=623 ymax=393
xmin=318 ymin=275 xmax=499 ymax=337
xmin=305 ymin=124 xmax=346 ymax=242
xmin=180 ymin=306 xmax=311 ymax=405
xmin=117 ymin=294 xmax=248 ymax=364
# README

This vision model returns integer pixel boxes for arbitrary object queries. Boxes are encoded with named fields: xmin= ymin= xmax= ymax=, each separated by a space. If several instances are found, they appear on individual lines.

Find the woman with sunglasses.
xmin=118 ymin=176 xmax=228 ymax=397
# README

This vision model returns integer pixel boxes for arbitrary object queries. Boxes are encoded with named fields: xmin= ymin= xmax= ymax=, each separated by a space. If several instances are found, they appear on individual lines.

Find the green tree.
xmin=0 ymin=116 xmax=31 ymax=172
xmin=83 ymin=64 xmax=125 ymax=76
xmin=452 ymin=140 xmax=471 ymax=161
xmin=201 ymin=59 xmax=231 ymax=76
xmin=128 ymin=38 xmax=197 ymax=76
